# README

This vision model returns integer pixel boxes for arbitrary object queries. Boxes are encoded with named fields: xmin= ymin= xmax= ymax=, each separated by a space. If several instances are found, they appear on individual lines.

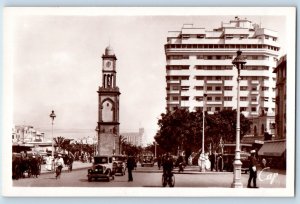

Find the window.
xmin=251 ymin=107 xmax=257 ymax=112
xmin=224 ymin=76 xmax=233 ymax=80
xmin=207 ymin=86 xmax=213 ymax=91
xmin=240 ymin=86 xmax=248 ymax=91
xmin=197 ymin=55 xmax=204 ymax=59
xmin=215 ymin=86 xmax=221 ymax=91
xmin=261 ymin=87 xmax=269 ymax=91
xmin=195 ymin=96 xmax=203 ymax=101
xmin=196 ymin=76 xmax=204 ymax=80
xmin=240 ymin=107 xmax=247 ymax=111
xmin=215 ymin=97 xmax=221 ymax=101
xmin=172 ymin=96 xmax=179 ymax=100
xmin=265 ymin=35 xmax=269 ymax=39
xmin=215 ymin=107 xmax=221 ymax=111
xmin=224 ymin=97 xmax=232 ymax=101
xmin=172 ymin=86 xmax=179 ymax=90
xmin=207 ymin=107 xmax=212 ymax=111
xmin=195 ymin=86 xmax=203 ymax=90
xmin=181 ymin=86 xmax=189 ymax=91
xmin=207 ymin=97 xmax=212 ymax=101
xmin=240 ymin=97 xmax=247 ymax=101
xmin=251 ymin=97 xmax=257 ymax=102
xmin=251 ymin=87 xmax=257 ymax=91
xmin=224 ymin=86 xmax=232 ymax=90
xmin=181 ymin=96 xmax=189 ymax=101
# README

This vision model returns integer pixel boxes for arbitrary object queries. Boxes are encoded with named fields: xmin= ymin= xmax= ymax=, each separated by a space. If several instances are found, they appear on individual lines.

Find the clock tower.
xmin=97 ymin=46 xmax=120 ymax=155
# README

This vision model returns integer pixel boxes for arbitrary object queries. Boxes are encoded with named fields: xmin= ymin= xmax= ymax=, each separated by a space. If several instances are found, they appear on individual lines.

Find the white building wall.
xmin=165 ymin=17 xmax=279 ymax=136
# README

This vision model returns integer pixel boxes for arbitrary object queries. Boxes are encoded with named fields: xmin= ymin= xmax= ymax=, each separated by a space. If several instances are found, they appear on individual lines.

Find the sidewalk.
xmin=41 ymin=161 xmax=92 ymax=174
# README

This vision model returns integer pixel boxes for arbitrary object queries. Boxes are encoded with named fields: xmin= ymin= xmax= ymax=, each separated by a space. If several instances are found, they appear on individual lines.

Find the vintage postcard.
xmin=2 ymin=7 xmax=295 ymax=197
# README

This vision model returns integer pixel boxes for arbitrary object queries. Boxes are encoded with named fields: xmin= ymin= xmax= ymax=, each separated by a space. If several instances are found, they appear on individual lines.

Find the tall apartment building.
xmin=121 ymin=128 xmax=144 ymax=147
xmin=164 ymin=17 xmax=280 ymax=137
xmin=273 ymin=55 xmax=286 ymax=139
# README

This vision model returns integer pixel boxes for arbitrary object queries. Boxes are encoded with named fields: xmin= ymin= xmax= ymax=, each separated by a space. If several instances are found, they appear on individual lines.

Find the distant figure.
xmin=157 ymin=156 xmax=162 ymax=170
xmin=262 ymin=158 xmax=267 ymax=169
xmin=127 ymin=155 xmax=135 ymax=182
xmin=247 ymin=150 xmax=258 ymax=188
xmin=209 ymin=153 xmax=216 ymax=171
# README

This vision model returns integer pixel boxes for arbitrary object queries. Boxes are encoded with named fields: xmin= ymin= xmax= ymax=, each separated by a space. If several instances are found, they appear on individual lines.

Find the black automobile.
xmin=87 ymin=155 xmax=115 ymax=182
xmin=112 ymin=155 xmax=126 ymax=176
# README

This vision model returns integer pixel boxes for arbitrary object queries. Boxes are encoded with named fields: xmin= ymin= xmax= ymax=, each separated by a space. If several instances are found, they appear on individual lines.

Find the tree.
xmin=154 ymin=108 xmax=252 ymax=158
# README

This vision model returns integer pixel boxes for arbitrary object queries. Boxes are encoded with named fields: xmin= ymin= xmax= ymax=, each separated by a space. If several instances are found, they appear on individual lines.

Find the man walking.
xmin=127 ymin=155 xmax=135 ymax=182
xmin=247 ymin=150 xmax=258 ymax=188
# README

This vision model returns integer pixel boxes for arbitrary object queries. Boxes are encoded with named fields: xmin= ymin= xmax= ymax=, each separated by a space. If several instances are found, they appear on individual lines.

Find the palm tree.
xmin=53 ymin=136 xmax=66 ymax=154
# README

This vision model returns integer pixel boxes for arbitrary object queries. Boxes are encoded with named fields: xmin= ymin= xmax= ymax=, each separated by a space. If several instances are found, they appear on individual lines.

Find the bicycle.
xmin=162 ymin=170 xmax=175 ymax=187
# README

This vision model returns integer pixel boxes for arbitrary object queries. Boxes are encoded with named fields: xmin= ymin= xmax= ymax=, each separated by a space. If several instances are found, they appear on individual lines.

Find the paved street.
xmin=13 ymin=163 xmax=286 ymax=188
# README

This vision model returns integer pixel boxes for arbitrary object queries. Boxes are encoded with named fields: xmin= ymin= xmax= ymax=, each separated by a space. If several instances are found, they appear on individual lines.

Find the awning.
xmin=258 ymin=141 xmax=286 ymax=157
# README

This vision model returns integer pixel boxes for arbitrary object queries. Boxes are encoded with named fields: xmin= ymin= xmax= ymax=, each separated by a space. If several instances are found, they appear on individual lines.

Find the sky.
xmin=8 ymin=9 xmax=287 ymax=145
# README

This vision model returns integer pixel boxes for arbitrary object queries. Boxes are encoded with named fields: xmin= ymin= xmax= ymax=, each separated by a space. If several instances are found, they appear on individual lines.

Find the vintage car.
xmin=222 ymin=151 xmax=251 ymax=173
xmin=140 ymin=155 xmax=154 ymax=167
xmin=87 ymin=155 xmax=115 ymax=182
xmin=112 ymin=155 xmax=126 ymax=176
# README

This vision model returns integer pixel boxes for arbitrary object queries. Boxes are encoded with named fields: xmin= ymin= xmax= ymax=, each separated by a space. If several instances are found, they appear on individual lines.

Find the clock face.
xmin=105 ymin=61 xmax=112 ymax=70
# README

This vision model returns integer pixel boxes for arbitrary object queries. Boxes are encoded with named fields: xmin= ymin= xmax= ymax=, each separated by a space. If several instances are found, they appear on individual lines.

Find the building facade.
xmin=273 ymin=55 xmax=286 ymax=139
xmin=97 ymin=46 xmax=121 ymax=155
xmin=12 ymin=125 xmax=45 ymax=144
xmin=164 ymin=17 xmax=280 ymax=137
xmin=121 ymin=128 xmax=144 ymax=147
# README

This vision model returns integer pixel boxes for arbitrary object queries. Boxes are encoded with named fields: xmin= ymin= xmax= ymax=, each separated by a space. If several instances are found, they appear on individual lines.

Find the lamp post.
xmin=49 ymin=110 xmax=56 ymax=158
xmin=200 ymin=93 xmax=207 ymax=172
xmin=231 ymin=50 xmax=246 ymax=188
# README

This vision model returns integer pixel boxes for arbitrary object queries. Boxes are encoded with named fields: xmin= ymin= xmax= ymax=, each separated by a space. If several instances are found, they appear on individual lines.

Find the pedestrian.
xmin=157 ymin=155 xmax=162 ymax=170
xmin=209 ymin=153 xmax=215 ymax=171
xmin=247 ymin=150 xmax=258 ymax=188
xmin=262 ymin=158 xmax=267 ymax=169
xmin=127 ymin=154 xmax=135 ymax=182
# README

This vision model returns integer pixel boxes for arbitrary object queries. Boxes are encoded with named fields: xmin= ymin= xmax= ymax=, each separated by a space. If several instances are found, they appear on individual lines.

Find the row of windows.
xmin=169 ymin=106 xmax=275 ymax=113
xmin=196 ymin=55 xmax=271 ymax=60
xmin=168 ymin=95 xmax=274 ymax=102
xmin=166 ymin=75 xmax=274 ymax=81
xmin=165 ymin=43 xmax=280 ymax=51
xmin=179 ymin=34 xmax=277 ymax=41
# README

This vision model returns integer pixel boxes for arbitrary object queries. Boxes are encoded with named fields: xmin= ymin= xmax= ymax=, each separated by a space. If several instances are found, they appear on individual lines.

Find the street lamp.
xmin=200 ymin=93 xmax=207 ymax=172
xmin=231 ymin=50 xmax=246 ymax=188
xmin=49 ymin=110 xmax=56 ymax=159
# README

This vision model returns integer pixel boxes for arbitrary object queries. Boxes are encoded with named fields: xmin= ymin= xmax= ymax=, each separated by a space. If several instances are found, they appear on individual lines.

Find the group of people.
xmin=12 ymin=152 xmax=42 ymax=180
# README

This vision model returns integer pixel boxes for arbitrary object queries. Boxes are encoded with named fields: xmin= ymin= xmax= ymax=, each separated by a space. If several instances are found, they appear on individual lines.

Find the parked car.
xmin=222 ymin=152 xmax=251 ymax=173
xmin=112 ymin=155 xmax=126 ymax=176
xmin=87 ymin=155 xmax=115 ymax=182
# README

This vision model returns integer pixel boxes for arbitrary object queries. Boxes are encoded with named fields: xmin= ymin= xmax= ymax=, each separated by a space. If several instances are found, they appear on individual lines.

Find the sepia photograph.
xmin=2 ymin=7 xmax=295 ymax=197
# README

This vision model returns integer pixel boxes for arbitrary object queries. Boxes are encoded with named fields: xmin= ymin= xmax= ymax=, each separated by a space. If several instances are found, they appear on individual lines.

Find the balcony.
xmin=167 ymin=80 xmax=180 ymax=84
xmin=224 ymin=80 xmax=235 ymax=86
xmin=206 ymin=101 xmax=222 ymax=105
xmin=206 ymin=80 xmax=223 ymax=84
xmin=250 ymin=101 xmax=259 ymax=105
xmin=251 ymin=90 xmax=259 ymax=95
xmin=167 ymin=101 xmax=180 ymax=105
xmin=206 ymin=90 xmax=223 ymax=95
xmin=251 ymin=80 xmax=260 ymax=84
xmin=167 ymin=90 xmax=180 ymax=94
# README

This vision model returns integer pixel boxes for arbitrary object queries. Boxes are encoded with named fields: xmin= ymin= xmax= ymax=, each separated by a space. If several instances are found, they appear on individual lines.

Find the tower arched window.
xmin=102 ymin=100 xmax=114 ymax=122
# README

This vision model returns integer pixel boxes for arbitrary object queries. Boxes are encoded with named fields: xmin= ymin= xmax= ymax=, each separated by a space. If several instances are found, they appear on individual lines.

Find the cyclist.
xmin=54 ymin=154 xmax=65 ymax=179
